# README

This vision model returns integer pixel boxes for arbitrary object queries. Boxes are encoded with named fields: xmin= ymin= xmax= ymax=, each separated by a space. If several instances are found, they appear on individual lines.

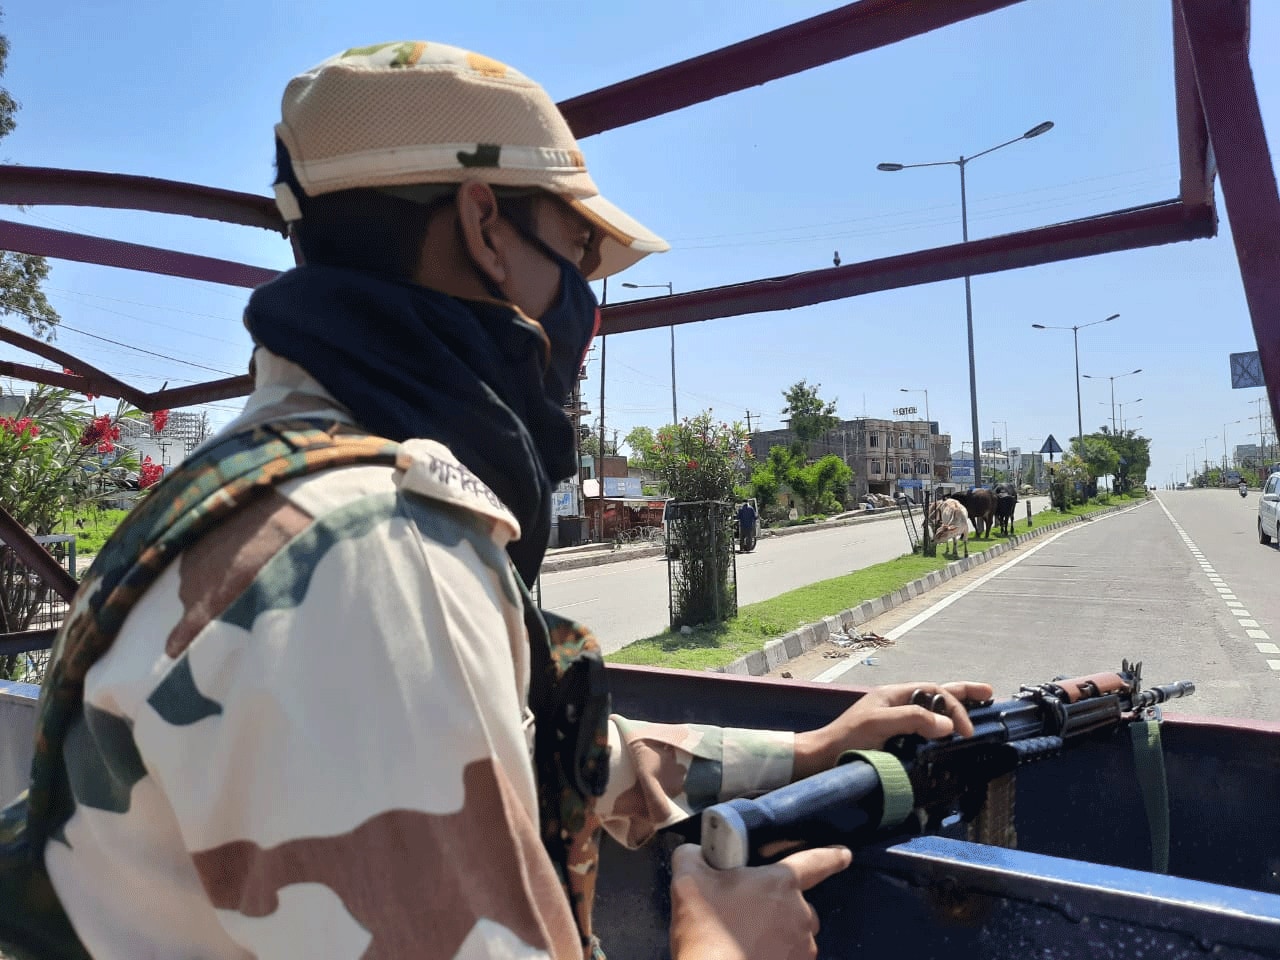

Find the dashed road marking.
xmin=1156 ymin=495 xmax=1274 ymax=676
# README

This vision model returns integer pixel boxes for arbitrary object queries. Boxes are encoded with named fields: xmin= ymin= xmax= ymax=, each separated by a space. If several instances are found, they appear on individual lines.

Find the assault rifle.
xmin=701 ymin=660 xmax=1194 ymax=870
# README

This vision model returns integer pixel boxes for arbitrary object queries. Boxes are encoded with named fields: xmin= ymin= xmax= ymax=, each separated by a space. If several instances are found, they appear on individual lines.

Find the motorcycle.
xmin=1240 ymin=482 xmax=1249 ymax=498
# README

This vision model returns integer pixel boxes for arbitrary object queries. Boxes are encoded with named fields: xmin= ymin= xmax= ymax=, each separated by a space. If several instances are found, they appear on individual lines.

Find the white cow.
xmin=929 ymin=497 xmax=970 ymax=558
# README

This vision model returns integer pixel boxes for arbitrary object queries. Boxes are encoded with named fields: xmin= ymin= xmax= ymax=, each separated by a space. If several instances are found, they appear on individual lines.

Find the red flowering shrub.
xmin=80 ymin=414 xmax=121 ymax=449
xmin=151 ymin=409 xmax=169 ymax=434
xmin=139 ymin=456 xmax=164 ymax=489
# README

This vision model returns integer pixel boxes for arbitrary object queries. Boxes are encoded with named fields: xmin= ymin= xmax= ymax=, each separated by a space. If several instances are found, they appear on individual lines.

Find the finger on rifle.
xmin=775 ymin=846 xmax=853 ymax=891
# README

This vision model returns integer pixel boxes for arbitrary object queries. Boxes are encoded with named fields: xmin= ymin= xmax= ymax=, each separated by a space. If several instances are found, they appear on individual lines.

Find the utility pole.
xmin=597 ymin=278 xmax=608 ymax=542
xmin=744 ymin=410 xmax=758 ymax=433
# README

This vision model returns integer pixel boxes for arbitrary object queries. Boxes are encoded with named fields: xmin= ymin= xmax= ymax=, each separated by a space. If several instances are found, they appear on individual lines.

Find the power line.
xmin=0 ymin=298 xmax=240 ymax=376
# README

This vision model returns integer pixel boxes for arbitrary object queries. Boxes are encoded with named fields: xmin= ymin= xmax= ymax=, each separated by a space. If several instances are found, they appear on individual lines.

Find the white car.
xmin=1259 ymin=472 xmax=1280 ymax=545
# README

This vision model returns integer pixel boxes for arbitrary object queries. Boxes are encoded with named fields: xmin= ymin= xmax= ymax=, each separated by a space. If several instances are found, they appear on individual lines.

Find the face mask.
xmin=535 ymin=246 xmax=600 ymax=408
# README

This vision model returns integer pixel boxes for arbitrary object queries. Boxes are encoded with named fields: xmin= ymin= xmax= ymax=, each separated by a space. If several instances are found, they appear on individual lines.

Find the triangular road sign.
xmin=1039 ymin=435 xmax=1063 ymax=455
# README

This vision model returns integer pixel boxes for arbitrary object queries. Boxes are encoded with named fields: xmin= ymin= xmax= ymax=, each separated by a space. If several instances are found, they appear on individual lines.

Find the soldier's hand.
xmin=669 ymin=843 xmax=850 ymax=960
xmin=793 ymin=680 xmax=994 ymax=778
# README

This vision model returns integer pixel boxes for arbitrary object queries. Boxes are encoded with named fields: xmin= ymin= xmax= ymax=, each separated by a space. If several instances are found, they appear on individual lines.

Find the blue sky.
xmin=3 ymin=0 xmax=1278 ymax=486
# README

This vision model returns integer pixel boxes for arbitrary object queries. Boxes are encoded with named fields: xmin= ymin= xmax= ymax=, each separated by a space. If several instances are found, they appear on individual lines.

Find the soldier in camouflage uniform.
xmin=42 ymin=43 xmax=991 ymax=960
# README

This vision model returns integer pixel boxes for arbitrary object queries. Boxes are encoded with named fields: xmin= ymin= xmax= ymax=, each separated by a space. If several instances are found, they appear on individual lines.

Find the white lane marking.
xmin=1155 ymin=495 xmax=1275 ymax=673
xmin=813 ymin=503 xmax=1151 ymax=684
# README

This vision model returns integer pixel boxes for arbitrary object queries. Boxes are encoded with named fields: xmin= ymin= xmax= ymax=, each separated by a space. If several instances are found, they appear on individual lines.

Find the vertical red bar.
xmin=1178 ymin=0 xmax=1280 ymax=433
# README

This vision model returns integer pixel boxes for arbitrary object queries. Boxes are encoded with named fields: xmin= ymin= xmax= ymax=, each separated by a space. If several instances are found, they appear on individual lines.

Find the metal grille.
xmin=665 ymin=500 xmax=737 ymax=629
xmin=0 ymin=535 xmax=75 ymax=684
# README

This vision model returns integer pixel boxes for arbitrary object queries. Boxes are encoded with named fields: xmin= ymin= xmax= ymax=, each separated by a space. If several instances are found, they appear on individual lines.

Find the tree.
xmin=781 ymin=380 xmax=838 ymax=456
xmin=623 ymin=425 xmax=659 ymax=473
xmin=651 ymin=412 xmax=752 ymax=502
xmin=1072 ymin=434 xmax=1120 ymax=482
xmin=0 ymin=19 xmax=59 ymax=340
xmin=1104 ymin=431 xmax=1151 ymax=491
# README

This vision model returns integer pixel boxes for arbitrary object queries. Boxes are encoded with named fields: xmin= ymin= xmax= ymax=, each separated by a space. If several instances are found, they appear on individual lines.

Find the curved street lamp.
xmin=1032 ymin=312 xmax=1119 ymax=452
xmin=880 ymin=120 xmax=1054 ymax=487
xmin=1082 ymin=367 xmax=1142 ymax=433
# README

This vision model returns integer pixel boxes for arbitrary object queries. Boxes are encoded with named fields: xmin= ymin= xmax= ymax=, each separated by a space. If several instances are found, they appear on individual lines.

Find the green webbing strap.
xmin=1130 ymin=719 xmax=1170 ymax=874
xmin=838 ymin=750 xmax=914 ymax=829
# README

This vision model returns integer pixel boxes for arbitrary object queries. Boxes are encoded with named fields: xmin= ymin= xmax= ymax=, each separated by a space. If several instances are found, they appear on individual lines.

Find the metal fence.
xmin=0 ymin=534 xmax=76 ymax=685
xmin=665 ymin=500 xmax=738 ymax=629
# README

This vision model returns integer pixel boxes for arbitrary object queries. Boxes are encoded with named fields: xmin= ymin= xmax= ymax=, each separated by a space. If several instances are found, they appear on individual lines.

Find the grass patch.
xmin=608 ymin=553 xmax=954 ymax=671
xmin=57 ymin=508 xmax=128 ymax=556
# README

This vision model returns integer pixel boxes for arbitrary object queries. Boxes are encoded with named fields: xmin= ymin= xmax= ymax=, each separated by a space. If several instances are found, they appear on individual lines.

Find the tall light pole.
xmin=1223 ymin=420 xmax=1242 ymax=473
xmin=879 ymin=120 xmax=1054 ymax=491
xmin=992 ymin=419 xmax=1009 ymax=480
xmin=1202 ymin=436 xmax=1217 ymax=480
xmin=899 ymin=387 xmax=931 ymax=500
xmin=1031 ymin=313 xmax=1117 ymax=458
xmin=1102 ymin=397 xmax=1142 ymax=433
xmin=622 ymin=281 xmax=676 ymax=425
xmin=1082 ymin=368 xmax=1142 ymax=433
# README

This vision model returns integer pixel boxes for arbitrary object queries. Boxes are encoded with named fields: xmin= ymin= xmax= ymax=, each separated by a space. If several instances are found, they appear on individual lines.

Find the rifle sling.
xmin=1129 ymin=719 xmax=1170 ymax=874
xmin=838 ymin=750 xmax=914 ymax=829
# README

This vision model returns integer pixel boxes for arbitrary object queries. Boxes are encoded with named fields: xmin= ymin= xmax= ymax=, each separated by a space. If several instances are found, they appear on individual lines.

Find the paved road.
xmin=786 ymin=491 xmax=1280 ymax=723
xmin=539 ymin=496 xmax=1048 ymax=655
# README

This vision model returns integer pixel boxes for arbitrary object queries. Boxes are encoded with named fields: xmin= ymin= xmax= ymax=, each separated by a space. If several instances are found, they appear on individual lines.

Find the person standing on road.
xmin=37 ymin=42 xmax=992 ymax=960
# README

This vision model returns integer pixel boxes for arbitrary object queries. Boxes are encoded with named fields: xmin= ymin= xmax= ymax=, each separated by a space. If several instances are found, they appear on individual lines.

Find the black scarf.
xmin=243 ymin=265 xmax=576 ymax=584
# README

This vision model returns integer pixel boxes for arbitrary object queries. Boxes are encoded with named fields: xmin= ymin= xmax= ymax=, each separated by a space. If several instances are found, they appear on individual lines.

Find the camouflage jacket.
xmin=45 ymin=351 xmax=796 ymax=960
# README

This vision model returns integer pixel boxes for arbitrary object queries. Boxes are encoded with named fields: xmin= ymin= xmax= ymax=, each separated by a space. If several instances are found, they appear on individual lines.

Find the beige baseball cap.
xmin=274 ymin=40 xmax=668 ymax=280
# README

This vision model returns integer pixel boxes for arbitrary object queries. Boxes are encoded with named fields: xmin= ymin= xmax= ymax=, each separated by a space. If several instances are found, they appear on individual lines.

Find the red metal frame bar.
xmin=600 ymin=201 xmax=1215 ymax=334
xmin=558 ymin=0 xmax=1028 ymax=138
xmin=1178 ymin=0 xmax=1280 ymax=437
xmin=0 ymin=219 xmax=280 ymax=290
xmin=0 ymin=165 xmax=285 ymax=234
xmin=0 ymin=504 xmax=78 ymax=603
xmin=0 ymin=326 xmax=146 ymax=406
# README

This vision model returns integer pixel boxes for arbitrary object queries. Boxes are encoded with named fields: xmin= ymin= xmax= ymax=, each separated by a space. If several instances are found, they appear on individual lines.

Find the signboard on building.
xmin=603 ymin=477 xmax=644 ymax=498
xmin=552 ymin=480 xmax=577 ymax=517
xmin=981 ymin=439 xmax=1002 ymax=452
xmin=951 ymin=457 xmax=975 ymax=484
xmin=897 ymin=479 xmax=923 ymax=489
xmin=892 ymin=406 xmax=917 ymax=416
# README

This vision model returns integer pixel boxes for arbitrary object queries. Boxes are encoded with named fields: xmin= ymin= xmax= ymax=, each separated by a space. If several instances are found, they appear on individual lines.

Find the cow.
xmin=950 ymin=488 xmax=994 ymax=539
xmin=993 ymin=481 xmax=1018 ymax=537
xmin=929 ymin=497 xmax=970 ymax=559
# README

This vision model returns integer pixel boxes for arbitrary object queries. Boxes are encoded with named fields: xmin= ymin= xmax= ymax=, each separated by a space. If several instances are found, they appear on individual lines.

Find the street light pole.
xmin=1224 ymin=420 xmax=1242 ymax=473
xmin=622 ymin=281 xmax=676 ymax=424
xmin=899 ymin=387 xmax=931 ymax=499
xmin=1032 ymin=313 xmax=1119 ymax=455
xmin=880 ymin=120 xmax=1053 ymax=489
xmin=1082 ymin=368 xmax=1142 ymax=434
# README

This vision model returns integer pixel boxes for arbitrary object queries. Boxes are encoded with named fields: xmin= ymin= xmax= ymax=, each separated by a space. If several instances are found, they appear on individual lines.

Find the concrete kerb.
xmin=713 ymin=499 xmax=1147 ymax=676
